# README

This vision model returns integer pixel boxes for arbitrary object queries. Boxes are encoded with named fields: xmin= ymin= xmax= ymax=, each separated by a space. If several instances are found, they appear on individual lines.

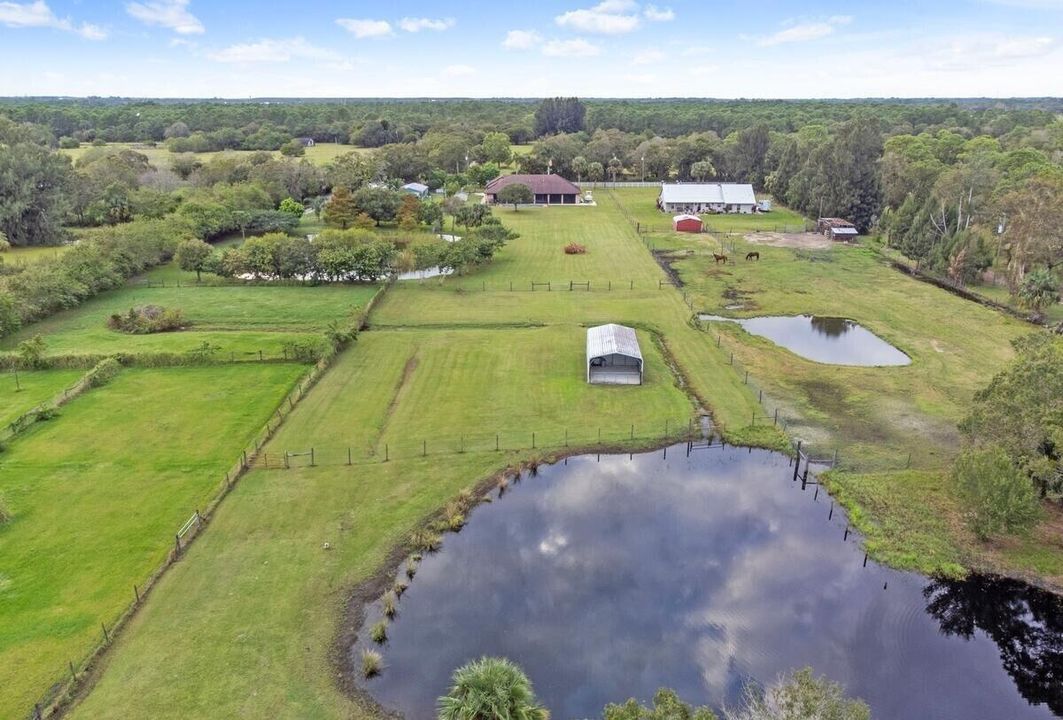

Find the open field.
xmin=0 ymin=363 xmax=305 ymax=718
xmin=0 ymin=369 xmax=84 ymax=427
xmin=59 ymin=142 xmax=361 ymax=169
xmin=1 ymin=245 xmax=73 ymax=267
xmin=0 ymin=281 xmax=378 ymax=358
xmin=67 ymin=324 xmax=694 ymax=719
xmin=24 ymin=188 xmax=1060 ymax=719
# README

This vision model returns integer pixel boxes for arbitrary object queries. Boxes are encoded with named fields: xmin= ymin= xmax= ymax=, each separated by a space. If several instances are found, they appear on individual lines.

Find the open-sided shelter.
xmin=586 ymin=324 xmax=643 ymax=385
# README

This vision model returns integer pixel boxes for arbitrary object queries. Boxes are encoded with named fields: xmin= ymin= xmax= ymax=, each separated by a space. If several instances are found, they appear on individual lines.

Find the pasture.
xmin=0 ymin=369 xmax=84 ymax=427
xmin=0 ymin=244 xmax=72 ymax=267
xmin=0 ymin=363 xmax=305 ymax=718
xmin=13 ymin=187 xmax=1058 ymax=719
xmin=0 ymin=281 xmax=378 ymax=358
xmin=59 ymin=142 xmax=359 ymax=169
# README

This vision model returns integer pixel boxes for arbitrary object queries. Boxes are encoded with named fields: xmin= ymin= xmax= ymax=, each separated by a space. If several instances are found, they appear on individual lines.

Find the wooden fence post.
xmin=134 ymin=584 xmax=140 ymax=603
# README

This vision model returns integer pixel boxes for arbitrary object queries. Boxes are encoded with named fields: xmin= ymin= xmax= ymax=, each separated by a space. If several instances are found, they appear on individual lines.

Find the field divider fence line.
xmin=31 ymin=282 xmax=391 ymax=720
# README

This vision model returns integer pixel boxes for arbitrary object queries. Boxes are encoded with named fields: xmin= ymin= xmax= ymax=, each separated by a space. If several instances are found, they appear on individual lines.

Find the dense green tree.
xmin=279 ymin=139 xmax=306 ymax=157
xmin=175 ymin=238 xmax=214 ymax=281
xmin=481 ymin=131 xmax=512 ymax=165
xmin=534 ymin=97 xmax=586 ymax=137
xmin=352 ymin=187 xmax=402 ymax=225
xmin=278 ymin=197 xmax=305 ymax=216
xmin=497 ymin=183 xmax=533 ymax=210
xmin=604 ymin=688 xmax=717 ymax=720
xmin=961 ymin=333 xmax=1063 ymax=499
xmin=438 ymin=657 xmax=548 ymax=720
xmin=1018 ymin=268 xmax=1060 ymax=319
xmin=326 ymin=151 xmax=381 ymax=190
xmin=953 ymin=446 xmax=1042 ymax=539
xmin=690 ymin=160 xmax=715 ymax=182
xmin=0 ymin=118 xmax=73 ymax=245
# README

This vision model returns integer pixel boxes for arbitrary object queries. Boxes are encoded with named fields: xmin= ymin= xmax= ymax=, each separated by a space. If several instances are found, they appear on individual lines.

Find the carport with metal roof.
xmin=586 ymin=324 xmax=643 ymax=385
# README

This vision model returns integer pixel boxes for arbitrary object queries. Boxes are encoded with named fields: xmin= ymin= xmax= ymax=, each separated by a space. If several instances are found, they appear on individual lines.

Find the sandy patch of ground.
xmin=931 ymin=339 xmax=945 ymax=353
xmin=745 ymin=231 xmax=833 ymax=250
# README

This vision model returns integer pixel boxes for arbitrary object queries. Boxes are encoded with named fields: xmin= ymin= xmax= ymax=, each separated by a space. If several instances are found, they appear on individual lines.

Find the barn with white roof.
xmin=586 ymin=324 xmax=643 ymax=385
xmin=658 ymin=183 xmax=758 ymax=214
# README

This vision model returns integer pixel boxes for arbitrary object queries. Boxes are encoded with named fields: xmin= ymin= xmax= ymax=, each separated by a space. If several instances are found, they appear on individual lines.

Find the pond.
xmin=698 ymin=315 xmax=911 ymax=366
xmin=350 ymin=444 xmax=1062 ymax=720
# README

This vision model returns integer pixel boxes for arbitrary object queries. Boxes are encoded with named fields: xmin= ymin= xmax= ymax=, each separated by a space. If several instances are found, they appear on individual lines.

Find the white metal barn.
xmin=658 ymin=183 xmax=757 ymax=214
xmin=586 ymin=324 xmax=644 ymax=385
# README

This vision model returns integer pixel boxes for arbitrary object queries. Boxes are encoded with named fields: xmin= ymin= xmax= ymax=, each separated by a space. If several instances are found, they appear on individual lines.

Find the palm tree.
xmin=437 ymin=657 xmax=549 ymax=720
xmin=1018 ymin=267 xmax=1060 ymax=320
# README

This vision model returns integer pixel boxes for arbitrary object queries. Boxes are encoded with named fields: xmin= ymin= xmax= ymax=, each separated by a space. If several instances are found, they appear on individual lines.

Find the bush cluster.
xmin=107 ymin=305 xmax=186 ymax=334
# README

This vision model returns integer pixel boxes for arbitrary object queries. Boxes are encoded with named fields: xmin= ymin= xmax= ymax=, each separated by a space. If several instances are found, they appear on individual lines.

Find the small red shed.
xmin=673 ymin=214 xmax=703 ymax=233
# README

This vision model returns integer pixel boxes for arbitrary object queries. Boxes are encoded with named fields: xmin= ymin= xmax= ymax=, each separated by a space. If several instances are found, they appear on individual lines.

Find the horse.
xmin=713 ymin=253 xmax=728 ymax=264
xmin=745 ymin=251 xmax=760 ymax=261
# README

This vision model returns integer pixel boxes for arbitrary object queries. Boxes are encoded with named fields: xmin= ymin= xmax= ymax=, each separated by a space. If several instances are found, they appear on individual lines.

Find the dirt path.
xmin=744 ymin=231 xmax=833 ymax=249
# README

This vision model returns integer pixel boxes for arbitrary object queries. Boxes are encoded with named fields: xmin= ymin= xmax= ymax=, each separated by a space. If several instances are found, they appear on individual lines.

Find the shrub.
xmin=381 ymin=591 xmax=398 ymax=619
xmin=953 ymin=446 xmax=1042 ymax=540
xmin=369 ymin=620 xmax=388 ymax=644
xmin=727 ymin=667 xmax=870 ymax=720
xmin=393 ymin=579 xmax=408 ymax=598
xmin=438 ymin=657 xmax=548 ymax=720
xmin=85 ymin=357 xmax=122 ymax=388
xmin=361 ymin=649 xmax=383 ymax=678
xmin=411 ymin=528 xmax=442 ymax=552
xmin=564 ymin=242 xmax=586 ymax=254
xmin=107 ymin=305 xmax=186 ymax=334
xmin=405 ymin=555 xmax=420 ymax=579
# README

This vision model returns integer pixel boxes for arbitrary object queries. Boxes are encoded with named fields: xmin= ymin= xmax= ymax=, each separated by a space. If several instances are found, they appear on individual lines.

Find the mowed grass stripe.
xmin=0 ymin=364 xmax=306 ymax=718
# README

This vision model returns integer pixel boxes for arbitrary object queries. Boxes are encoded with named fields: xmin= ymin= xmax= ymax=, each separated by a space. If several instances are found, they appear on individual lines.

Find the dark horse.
xmin=745 ymin=251 xmax=760 ymax=261
xmin=713 ymin=253 xmax=728 ymax=264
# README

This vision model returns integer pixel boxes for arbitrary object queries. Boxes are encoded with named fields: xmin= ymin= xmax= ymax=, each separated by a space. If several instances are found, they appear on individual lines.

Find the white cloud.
xmin=209 ymin=37 xmax=341 ymax=64
xmin=643 ymin=4 xmax=674 ymax=21
xmin=0 ymin=0 xmax=107 ymax=39
xmin=758 ymin=16 xmax=852 ymax=46
xmin=631 ymin=48 xmax=664 ymax=65
xmin=682 ymin=45 xmax=712 ymax=56
xmin=399 ymin=16 xmax=454 ymax=32
xmin=443 ymin=64 xmax=476 ymax=76
xmin=556 ymin=0 xmax=640 ymax=35
xmin=502 ymin=29 xmax=542 ymax=49
xmin=624 ymin=72 xmax=656 ymax=83
xmin=542 ymin=37 xmax=601 ymax=57
xmin=125 ymin=0 xmax=203 ymax=35
xmin=930 ymin=34 xmax=1056 ymax=69
xmin=982 ymin=0 xmax=1063 ymax=6
xmin=335 ymin=18 xmax=393 ymax=38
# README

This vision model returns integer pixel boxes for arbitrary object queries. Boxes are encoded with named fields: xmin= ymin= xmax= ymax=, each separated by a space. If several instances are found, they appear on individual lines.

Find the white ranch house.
xmin=586 ymin=324 xmax=644 ymax=385
xmin=658 ymin=183 xmax=758 ymax=214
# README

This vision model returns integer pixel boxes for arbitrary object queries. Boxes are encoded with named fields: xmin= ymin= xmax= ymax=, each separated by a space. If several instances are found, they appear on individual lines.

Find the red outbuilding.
xmin=672 ymin=214 xmax=703 ymax=233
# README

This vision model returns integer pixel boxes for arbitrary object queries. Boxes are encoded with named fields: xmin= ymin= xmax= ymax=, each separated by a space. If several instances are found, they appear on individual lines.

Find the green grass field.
xmin=14 ymin=187 xmax=1059 ymax=719
xmin=0 ymin=369 xmax=84 ymax=427
xmin=0 ymin=363 xmax=305 ymax=718
xmin=0 ymin=282 xmax=378 ymax=358
xmin=59 ymin=142 xmax=360 ymax=169
xmin=0 ymin=245 xmax=72 ymax=267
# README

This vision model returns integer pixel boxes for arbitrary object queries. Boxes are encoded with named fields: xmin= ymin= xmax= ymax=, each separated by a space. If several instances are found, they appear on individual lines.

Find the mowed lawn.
xmin=0 ymin=363 xmax=305 ymax=718
xmin=68 ymin=326 xmax=694 ymax=719
xmin=0 ymin=369 xmax=84 ymax=427
xmin=0 ymin=283 xmax=378 ymax=357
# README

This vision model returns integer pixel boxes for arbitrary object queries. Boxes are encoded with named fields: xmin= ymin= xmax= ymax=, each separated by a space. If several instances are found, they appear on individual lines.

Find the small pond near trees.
xmin=698 ymin=315 xmax=911 ymax=366
xmin=350 ymin=444 xmax=1062 ymax=720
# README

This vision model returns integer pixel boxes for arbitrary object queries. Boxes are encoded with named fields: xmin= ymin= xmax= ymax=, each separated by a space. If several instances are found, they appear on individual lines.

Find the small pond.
xmin=351 ymin=444 xmax=1062 ymax=720
xmin=698 ymin=315 xmax=911 ymax=366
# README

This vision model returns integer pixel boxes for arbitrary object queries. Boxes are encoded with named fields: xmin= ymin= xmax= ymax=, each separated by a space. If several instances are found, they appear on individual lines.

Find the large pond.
xmin=350 ymin=444 xmax=1062 ymax=720
xmin=698 ymin=315 xmax=911 ymax=366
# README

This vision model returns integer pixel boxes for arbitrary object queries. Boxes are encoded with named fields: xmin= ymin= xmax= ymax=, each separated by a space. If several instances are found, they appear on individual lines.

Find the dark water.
xmin=698 ymin=315 xmax=911 ymax=366
xmin=351 ymin=445 xmax=1062 ymax=720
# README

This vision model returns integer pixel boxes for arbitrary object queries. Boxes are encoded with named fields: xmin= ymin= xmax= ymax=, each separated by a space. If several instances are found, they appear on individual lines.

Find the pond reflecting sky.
xmin=698 ymin=315 xmax=911 ymax=366
xmin=351 ymin=445 xmax=1061 ymax=720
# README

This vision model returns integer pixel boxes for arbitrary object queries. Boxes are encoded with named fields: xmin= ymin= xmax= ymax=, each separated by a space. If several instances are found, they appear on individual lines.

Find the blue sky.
xmin=0 ymin=0 xmax=1060 ymax=97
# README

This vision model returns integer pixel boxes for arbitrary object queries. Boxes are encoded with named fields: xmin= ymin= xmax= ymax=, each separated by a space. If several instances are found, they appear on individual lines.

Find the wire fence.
xmin=255 ymin=418 xmax=702 ymax=470
xmin=29 ymin=285 xmax=390 ymax=720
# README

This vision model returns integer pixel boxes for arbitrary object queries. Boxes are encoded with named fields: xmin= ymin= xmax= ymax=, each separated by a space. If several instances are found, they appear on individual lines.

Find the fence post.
xmin=102 ymin=622 xmax=109 ymax=642
xmin=460 ymin=435 xmax=464 ymax=453
xmin=284 ymin=451 xmax=290 ymax=469
xmin=630 ymin=424 xmax=634 ymax=440
xmin=175 ymin=534 xmax=181 ymax=555
xmin=774 ymin=408 xmax=778 ymax=426
xmin=423 ymin=440 xmax=426 ymax=457
xmin=730 ymin=352 xmax=734 ymax=365
xmin=310 ymin=448 xmax=315 ymax=466
xmin=565 ymin=429 xmax=569 ymax=447
xmin=134 ymin=584 xmax=140 ymax=603
xmin=532 ymin=432 xmax=536 ymax=449
xmin=385 ymin=444 xmax=389 ymax=462
xmin=347 ymin=447 xmax=352 ymax=465
xmin=744 ymin=370 xmax=748 ymax=384
xmin=69 ymin=661 xmax=76 ymax=682
xmin=495 ymin=433 xmax=499 ymax=451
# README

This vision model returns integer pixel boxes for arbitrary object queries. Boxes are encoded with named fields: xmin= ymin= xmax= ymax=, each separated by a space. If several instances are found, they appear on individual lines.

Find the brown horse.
xmin=713 ymin=253 xmax=728 ymax=264
xmin=745 ymin=251 xmax=760 ymax=261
